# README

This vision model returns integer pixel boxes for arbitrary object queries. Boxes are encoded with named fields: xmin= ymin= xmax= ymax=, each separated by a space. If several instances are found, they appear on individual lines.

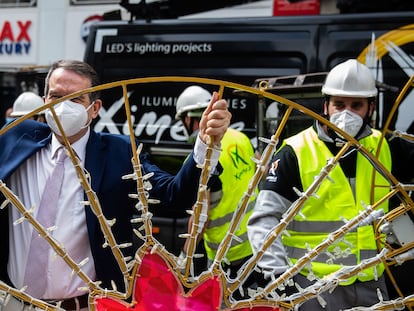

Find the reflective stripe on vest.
xmin=203 ymin=128 xmax=257 ymax=262
xmin=283 ymin=127 xmax=391 ymax=284
xmin=205 ymin=200 xmax=255 ymax=250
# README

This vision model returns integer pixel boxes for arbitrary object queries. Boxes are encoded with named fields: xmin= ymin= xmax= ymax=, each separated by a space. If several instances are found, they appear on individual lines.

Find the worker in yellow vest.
xmin=176 ymin=85 xmax=257 ymax=297
xmin=247 ymin=59 xmax=414 ymax=309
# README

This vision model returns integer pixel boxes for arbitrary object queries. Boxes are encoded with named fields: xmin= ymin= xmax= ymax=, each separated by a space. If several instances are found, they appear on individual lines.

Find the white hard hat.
xmin=321 ymin=59 xmax=378 ymax=98
xmin=10 ymin=92 xmax=44 ymax=117
xmin=175 ymin=85 xmax=211 ymax=120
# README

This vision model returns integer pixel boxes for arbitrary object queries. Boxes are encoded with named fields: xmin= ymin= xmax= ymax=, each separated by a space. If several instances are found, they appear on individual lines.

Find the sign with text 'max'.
xmin=0 ymin=12 xmax=37 ymax=65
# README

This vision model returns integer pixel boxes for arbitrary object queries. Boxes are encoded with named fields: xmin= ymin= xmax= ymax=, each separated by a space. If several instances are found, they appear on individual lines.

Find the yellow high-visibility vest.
xmin=204 ymin=128 xmax=257 ymax=262
xmin=283 ymin=127 xmax=391 ymax=285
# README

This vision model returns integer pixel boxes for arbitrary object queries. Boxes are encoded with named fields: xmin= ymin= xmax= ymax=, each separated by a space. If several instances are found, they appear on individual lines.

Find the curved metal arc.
xmin=381 ymin=75 xmax=414 ymax=141
xmin=2 ymin=76 xmax=414 ymax=310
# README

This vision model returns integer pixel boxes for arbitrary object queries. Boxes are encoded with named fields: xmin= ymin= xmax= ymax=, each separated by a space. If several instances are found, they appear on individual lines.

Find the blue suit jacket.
xmin=0 ymin=120 xmax=202 ymax=291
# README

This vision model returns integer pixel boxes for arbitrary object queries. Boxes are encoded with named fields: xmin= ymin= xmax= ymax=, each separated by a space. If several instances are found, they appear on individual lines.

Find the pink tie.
xmin=24 ymin=147 xmax=67 ymax=298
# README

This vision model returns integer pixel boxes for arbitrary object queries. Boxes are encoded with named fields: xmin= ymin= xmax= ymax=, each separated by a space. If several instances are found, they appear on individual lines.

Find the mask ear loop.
xmin=354 ymin=100 xmax=374 ymax=138
xmin=81 ymin=101 xmax=95 ymax=130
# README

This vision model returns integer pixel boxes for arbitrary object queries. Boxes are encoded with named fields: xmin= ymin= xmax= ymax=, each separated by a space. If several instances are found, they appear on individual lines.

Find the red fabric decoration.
xmin=95 ymin=251 xmax=221 ymax=310
xmin=94 ymin=251 xmax=280 ymax=310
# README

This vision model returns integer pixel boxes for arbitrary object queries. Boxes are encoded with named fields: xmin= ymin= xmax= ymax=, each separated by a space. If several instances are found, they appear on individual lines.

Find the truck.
xmin=84 ymin=11 xmax=414 ymax=165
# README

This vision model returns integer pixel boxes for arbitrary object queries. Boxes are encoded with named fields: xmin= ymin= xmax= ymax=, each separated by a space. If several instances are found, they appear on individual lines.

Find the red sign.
xmin=273 ymin=0 xmax=320 ymax=16
xmin=0 ymin=20 xmax=31 ymax=41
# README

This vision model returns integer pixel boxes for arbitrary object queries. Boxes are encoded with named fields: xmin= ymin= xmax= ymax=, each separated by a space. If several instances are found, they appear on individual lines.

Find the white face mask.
xmin=329 ymin=109 xmax=363 ymax=138
xmin=45 ymin=100 xmax=93 ymax=136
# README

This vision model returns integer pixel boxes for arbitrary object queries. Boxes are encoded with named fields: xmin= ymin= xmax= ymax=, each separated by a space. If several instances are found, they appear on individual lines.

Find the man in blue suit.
xmin=0 ymin=60 xmax=231 ymax=310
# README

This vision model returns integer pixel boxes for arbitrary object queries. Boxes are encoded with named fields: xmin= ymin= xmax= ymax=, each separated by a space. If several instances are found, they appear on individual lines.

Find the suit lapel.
xmin=0 ymin=129 xmax=51 ymax=180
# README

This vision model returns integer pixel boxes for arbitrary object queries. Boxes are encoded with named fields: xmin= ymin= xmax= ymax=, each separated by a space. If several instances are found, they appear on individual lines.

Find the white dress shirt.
xmin=8 ymin=129 xmax=95 ymax=299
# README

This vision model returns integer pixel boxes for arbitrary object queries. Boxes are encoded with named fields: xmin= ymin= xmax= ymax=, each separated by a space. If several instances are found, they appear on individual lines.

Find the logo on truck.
xmin=94 ymin=28 xmax=212 ymax=55
xmin=94 ymin=91 xmax=248 ymax=145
